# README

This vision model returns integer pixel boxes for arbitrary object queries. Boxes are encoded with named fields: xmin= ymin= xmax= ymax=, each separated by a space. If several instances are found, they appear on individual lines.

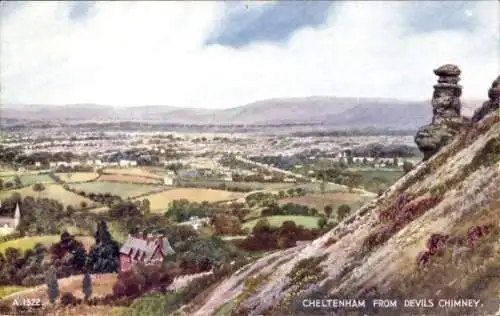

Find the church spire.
xmin=14 ymin=202 xmax=20 ymax=228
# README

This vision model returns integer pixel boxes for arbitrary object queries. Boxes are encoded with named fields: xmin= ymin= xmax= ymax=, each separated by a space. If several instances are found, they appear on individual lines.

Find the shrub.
xmin=364 ymin=195 xmax=443 ymax=252
xmin=416 ymin=224 xmax=494 ymax=267
xmin=113 ymin=264 xmax=174 ymax=299
xmin=337 ymin=204 xmax=351 ymax=221
xmin=60 ymin=292 xmax=79 ymax=306
xmin=125 ymin=293 xmax=183 ymax=316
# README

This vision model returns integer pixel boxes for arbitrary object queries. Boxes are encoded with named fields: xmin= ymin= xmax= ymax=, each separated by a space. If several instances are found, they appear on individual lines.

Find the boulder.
xmin=415 ymin=64 xmax=467 ymax=160
xmin=471 ymin=76 xmax=500 ymax=123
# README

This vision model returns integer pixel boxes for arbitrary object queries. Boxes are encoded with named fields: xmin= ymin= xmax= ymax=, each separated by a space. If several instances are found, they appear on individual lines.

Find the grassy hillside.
xmin=181 ymin=113 xmax=500 ymax=316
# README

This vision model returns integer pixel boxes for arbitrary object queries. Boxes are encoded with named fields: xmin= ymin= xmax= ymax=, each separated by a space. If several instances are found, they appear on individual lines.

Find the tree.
xmin=110 ymin=201 xmax=140 ymax=218
xmin=324 ymin=205 xmax=333 ymax=218
xmin=13 ymin=176 xmax=21 ymax=188
xmin=66 ymin=205 xmax=75 ymax=214
xmin=345 ymin=172 xmax=362 ymax=192
xmin=88 ymin=220 xmax=120 ymax=273
xmin=309 ymin=208 xmax=318 ymax=216
xmin=317 ymin=217 xmax=327 ymax=230
xmin=278 ymin=190 xmax=286 ymax=198
xmin=0 ymin=178 xmax=3 ymax=190
xmin=403 ymin=161 xmax=414 ymax=174
xmin=80 ymin=201 xmax=88 ymax=209
xmin=32 ymin=183 xmax=45 ymax=198
xmin=60 ymin=292 xmax=77 ymax=306
xmin=253 ymin=218 xmax=271 ymax=234
xmin=392 ymin=157 xmax=399 ymax=167
xmin=211 ymin=214 xmax=242 ymax=235
xmin=82 ymin=272 xmax=92 ymax=302
xmin=337 ymin=204 xmax=351 ymax=221
xmin=45 ymin=266 xmax=59 ymax=304
xmin=141 ymin=199 xmax=151 ymax=215
xmin=233 ymin=207 xmax=250 ymax=222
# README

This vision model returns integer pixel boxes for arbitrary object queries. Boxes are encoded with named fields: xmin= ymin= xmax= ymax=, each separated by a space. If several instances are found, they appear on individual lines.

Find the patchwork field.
xmin=99 ymin=174 xmax=161 ymax=184
xmin=102 ymin=167 xmax=162 ymax=179
xmin=176 ymin=179 xmax=298 ymax=191
xmin=0 ymin=235 xmax=95 ymax=254
xmin=0 ymin=273 xmax=117 ymax=305
xmin=291 ymin=181 xmax=346 ymax=193
xmin=279 ymin=192 xmax=371 ymax=214
xmin=0 ymin=171 xmax=16 ymax=177
xmin=69 ymin=181 xmax=164 ymax=199
xmin=140 ymin=188 xmax=245 ymax=212
xmin=1 ymin=174 xmax=54 ymax=186
xmin=242 ymin=215 xmax=334 ymax=230
xmin=0 ymin=236 xmax=59 ymax=254
xmin=55 ymin=172 xmax=99 ymax=183
xmin=0 ymin=184 xmax=97 ymax=208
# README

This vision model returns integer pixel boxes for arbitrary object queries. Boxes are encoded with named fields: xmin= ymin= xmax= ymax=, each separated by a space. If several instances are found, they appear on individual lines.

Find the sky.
xmin=0 ymin=1 xmax=498 ymax=109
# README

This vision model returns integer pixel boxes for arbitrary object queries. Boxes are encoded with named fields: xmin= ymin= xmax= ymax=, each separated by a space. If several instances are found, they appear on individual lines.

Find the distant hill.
xmin=0 ymin=97 xmax=480 ymax=129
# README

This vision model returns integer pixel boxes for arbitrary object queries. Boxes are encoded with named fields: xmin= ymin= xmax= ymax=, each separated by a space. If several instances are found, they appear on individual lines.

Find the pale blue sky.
xmin=0 ymin=1 xmax=498 ymax=108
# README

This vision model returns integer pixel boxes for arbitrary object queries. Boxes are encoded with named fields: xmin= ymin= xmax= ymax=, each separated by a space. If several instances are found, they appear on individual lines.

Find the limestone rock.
xmin=415 ymin=64 xmax=466 ymax=160
xmin=415 ymin=124 xmax=455 ymax=160
xmin=471 ymin=76 xmax=500 ymax=123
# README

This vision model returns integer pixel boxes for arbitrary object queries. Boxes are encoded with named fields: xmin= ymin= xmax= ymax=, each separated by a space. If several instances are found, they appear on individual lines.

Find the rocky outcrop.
xmin=415 ymin=64 xmax=469 ymax=160
xmin=471 ymin=76 xmax=500 ymax=123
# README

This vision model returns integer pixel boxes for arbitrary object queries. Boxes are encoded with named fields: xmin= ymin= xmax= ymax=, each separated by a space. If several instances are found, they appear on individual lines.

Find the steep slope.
xmin=180 ymin=111 xmax=499 ymax=316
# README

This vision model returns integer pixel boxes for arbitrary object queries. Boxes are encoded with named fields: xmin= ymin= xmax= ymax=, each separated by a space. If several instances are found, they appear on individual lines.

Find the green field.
xmin=20 ymin=174 xmax=54 ymax=185
xmin=0 ymin=235 xmax=95 ymax=254
xmin=55 ymin=172 xmax=99 ymax=183
xmin=0 ymin=171 xmax=16 ymax=177
xmin=0 ymin=235 xmax=60 ymax=254
xmin=291 ymin=182 xmax=346 ymax=193
xmin=1 ymin=174 xmax=54 ymax=186
xmin=0 ymin=184 xmax=96 ymax=209
xmin=69 ymin=181 xmax=164 ymax=199
xmin=242 ymin=215 xmax=335 ymax=230
xmin=353 ymin=169 xmax=404 ymax=192
xmin=0 ymin=286 xmax=26 ymax=299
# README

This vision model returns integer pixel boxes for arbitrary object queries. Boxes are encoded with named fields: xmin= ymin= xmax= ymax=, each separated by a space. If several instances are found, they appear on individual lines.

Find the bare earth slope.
xmin=184 ymin=112 xmax=500 ymax=316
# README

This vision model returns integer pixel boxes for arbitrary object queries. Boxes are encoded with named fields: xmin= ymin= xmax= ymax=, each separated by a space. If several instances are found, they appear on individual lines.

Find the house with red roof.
xmin=119 ymin=233 xmax=175 ymax=272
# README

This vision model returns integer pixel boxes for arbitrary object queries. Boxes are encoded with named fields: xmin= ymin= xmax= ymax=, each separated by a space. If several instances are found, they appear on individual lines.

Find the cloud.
xmin=0 ymin=1 xmax=498 ymax=108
